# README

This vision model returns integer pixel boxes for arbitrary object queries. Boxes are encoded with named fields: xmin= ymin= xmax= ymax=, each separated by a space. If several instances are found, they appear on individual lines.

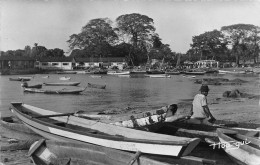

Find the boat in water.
xmin=87 ymin=83 xmax=106 ymax=89
xmin=23 ymin=87 xmax=86 ymax=94
xmin=43 ymin=82 xmax=80 ymax=86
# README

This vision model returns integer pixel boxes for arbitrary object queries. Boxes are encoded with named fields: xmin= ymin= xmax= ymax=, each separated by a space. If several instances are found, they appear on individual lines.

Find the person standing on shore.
xmin=190 ymin=84 xmax=216 ymax=124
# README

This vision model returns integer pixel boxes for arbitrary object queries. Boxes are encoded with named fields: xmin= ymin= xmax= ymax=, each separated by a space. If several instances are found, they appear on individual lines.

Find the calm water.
xmin=0 ymin=73 xmax=259 ymax=117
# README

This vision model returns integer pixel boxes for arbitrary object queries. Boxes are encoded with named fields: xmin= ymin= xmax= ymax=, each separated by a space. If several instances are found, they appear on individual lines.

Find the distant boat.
xmin=130 ymin=69 xmax=147 ymax=74
xmin=23 ymin=87 xmax=86 ymax=94
xmin=59 ymin=76 xmax=71 ymax=81
xmin=145 ymin=74 xmax=171 ymax=78
xmin=93 ymin=70 xmax=108 ymax=74
xmin=9 ymin=76 xmax=33 ymax=81
xmin=21 ymin=82 xmax=42 ymax=89
xmin=43 ymin=82 xmax=80 ymax=86
xmin=87 ymin=83 xmax=106 ymax=89
xmin=107 ymin=71 xmax=130 ymax=75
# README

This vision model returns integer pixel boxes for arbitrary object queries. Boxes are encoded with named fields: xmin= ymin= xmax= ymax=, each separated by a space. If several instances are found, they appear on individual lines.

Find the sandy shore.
xmin=0 ymin=96 xmax=259 ymax=165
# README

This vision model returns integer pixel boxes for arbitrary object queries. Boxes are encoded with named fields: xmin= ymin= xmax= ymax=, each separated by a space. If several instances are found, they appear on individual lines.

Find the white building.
xmin=194 ymin=60 xmax=219 ymax=68
xmin=35 ymin=57 xmax=73 ymax=70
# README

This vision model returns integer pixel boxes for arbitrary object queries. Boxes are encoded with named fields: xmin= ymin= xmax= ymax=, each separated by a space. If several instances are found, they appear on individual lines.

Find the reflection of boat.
xmin=146 ymin=70 xmax=165 ymax=74
xmin=56 ymin=71 xmax=77 ymax=74
xmin=107 ymin=71 xmax=130 ymax=75
xmin=28 ymin=139 xmax=213 ymax=165
xmin=218 ymin=70 xmax=246 ymax=74
xmin=59 ymin=76 xmax=71 ymax=80
xmin=184 ymin=71 xmax=206 ymax=75
xmin=10 ymin=103 xmax=200 ymax=157
xmin=145 ymin=74 xmax=171 ymax=78
xmin=43 ymin=82 xmax=80 ymax=86
xmin=165 ymin=71 xmax=180 ymax=75
xmin=216 ymin=128 xmax=260 ymax=165
xmin=87 ymin=83 xmax=106 ymax=89
xmin=23 ymin=87 xmax=86 ymax=94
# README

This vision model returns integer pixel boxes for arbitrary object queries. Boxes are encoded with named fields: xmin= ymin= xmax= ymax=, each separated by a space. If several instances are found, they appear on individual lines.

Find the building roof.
xmin=37 ymin=57 xmax=73 ymax=62
xmin=73 ymin=57 xmax=125 ymax=63
xmin=0 ymin=56 xmax=35 ymax=61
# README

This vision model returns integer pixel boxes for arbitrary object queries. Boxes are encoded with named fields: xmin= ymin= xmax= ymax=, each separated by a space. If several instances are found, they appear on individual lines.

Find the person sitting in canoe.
xmin=189 ymin=84 xmax=216 ymax=125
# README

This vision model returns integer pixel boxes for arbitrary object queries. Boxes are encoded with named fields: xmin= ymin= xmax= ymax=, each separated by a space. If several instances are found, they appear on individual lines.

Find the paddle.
xmin=32 ymin=113 xmax=75 ymax=119
xmin=127 ymin=151 xmax=142 ymax=165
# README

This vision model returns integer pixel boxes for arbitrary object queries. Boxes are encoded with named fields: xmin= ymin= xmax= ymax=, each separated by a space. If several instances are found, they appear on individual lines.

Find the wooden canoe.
xmin=28 ymin=139 xmax=217 ymax=165
xmin=23 ymin=87 xmax=86 ymax=94
xmin=43 ymin=81 xmax=80 ymax=86
xmin=10 ymin=103 xmax=200 ymax=157
xmin=216 ymin=128 xmax=260 ymax=165
xmin=87 ymin=83 xmax=106 ymax=89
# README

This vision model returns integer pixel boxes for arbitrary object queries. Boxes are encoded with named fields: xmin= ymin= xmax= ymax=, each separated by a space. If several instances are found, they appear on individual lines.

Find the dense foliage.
xmin=1 ymin=13 xmax=259 ymax=66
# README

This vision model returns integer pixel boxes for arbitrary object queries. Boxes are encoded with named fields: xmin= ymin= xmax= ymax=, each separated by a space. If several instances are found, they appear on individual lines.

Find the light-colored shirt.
xmin=191 ymin=94 xmax=208 ymax=119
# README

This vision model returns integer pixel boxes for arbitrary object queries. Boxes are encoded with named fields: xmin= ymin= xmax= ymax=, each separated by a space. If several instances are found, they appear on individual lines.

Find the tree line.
xmin=1 ymin=13 xmax=259 ymax=67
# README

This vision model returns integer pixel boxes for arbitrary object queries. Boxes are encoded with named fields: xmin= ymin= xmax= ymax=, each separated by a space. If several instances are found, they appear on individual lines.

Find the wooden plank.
xmin=127 ymin=151 xmax=142 ymax=165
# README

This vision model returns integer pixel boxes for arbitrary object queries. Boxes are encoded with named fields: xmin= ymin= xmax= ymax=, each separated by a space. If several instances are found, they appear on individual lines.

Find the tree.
xmin=221 ymin=24 xmax=259 ymax=65
xmin=24 ymin=45 xmax=31 ymax=57
xmin=190 ymin=30 xmax=228 ymax=61
xmin=116 ymin=13 xmax=156 ymax=65
xmin=67 ymin=18 xmax=118 ymax=58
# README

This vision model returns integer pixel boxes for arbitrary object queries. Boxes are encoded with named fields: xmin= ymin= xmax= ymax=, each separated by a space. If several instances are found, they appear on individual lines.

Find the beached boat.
xmin=107 ymin=70 xmax=130 ymax=75
xmin=23 ymin=87 xmax=86 ymax=94
xmin=0 ymin=116 xmax=38 ymax=135
xmin=21 ymin=82 xmax=42 ymax=89
xmin=87 ymin=83 xmax=106 ymax=89
xmin=28 ymin=139 xmax=216 ymax=165
xmin=216 ymin=128 xmax=260 ymax=165
xmin=130 ymin=69 xmax=147 ymax=74
xmin=59 ymin=76 xmax=71 ymax=80
xmin=10 ymin=103 xmax=200 ymax=157
xmin=43 ymin=81 xmax=80 ymax=86
xmin=145 ymin=74 xmax=171 ymax=78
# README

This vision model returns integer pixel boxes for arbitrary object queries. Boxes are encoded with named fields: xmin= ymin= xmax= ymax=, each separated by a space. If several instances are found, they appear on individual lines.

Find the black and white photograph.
xmin=0 ymin=0 xmax=260 ymax=164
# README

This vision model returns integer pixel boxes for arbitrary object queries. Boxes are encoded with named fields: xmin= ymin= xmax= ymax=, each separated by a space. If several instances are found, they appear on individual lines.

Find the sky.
xmin=1 ymin=0 xmax=260 ymax=55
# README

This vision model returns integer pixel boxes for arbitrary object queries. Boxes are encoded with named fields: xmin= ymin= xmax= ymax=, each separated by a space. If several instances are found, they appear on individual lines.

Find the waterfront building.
xmin=35 ymin=57 xmax=73 ymax=70
xmin=73 ymin=57 xmax=126 ymax=70
xmin=194 ymin=60 xmax=219 ymax=68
